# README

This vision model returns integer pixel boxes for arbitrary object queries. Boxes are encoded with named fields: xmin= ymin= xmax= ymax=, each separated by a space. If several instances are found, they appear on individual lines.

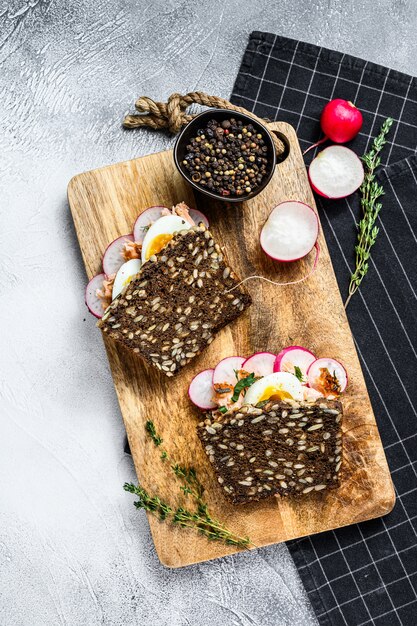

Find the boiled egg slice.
xmin=112 ymin=258 xmax=142 ymax=300
xmin=244 ymin=372 xmax=303 ymax=405
xmin=141 ymin=215 xmax=192 ymax=263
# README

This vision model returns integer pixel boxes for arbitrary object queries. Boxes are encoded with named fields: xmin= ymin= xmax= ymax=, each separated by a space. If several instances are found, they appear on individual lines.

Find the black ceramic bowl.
xmin=173 ymin=108 xmax=277 ymax=203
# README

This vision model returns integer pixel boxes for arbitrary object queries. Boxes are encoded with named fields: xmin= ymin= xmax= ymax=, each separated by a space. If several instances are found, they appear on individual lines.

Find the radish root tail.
xmin=303 ymin=136 xmax=328 ymax=156
xmin=226 ymin=242 xmax=320 ymax=293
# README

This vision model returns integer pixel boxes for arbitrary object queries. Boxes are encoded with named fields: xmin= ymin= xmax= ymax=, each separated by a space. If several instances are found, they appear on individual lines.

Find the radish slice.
xmin=188 ymin=369 xmax=216 ymax=410
xmin=260 ymin=201 xmax=319 ymax=262
xmin=212 ymin=356 xmax=245 ymax=387
xmin=309 ymin=146 xmax=364 ymax=199
xmin=133 ymin=206 xmax=209 ymax=243
xmin=102 ymin=234 xmax=134 ymax=276
xmin=189 ymin=208 xmax=209 ymax=228
xmin=85 ymin=273 xmax=107 ymax=319
xmin=243 ymin=352 xmax=276 ymax=377
xmin=307 ymin=358 xmax=348 ymax=396
xmin=274 ymin=346 xmax=316 ymax=384
xmin=133 ymin=206 xmax=168 ymax=243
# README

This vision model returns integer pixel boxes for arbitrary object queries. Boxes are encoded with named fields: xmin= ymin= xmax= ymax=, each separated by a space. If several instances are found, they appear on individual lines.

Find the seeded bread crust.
xmin=97 ymin=225 xmax=251 ymax=376
xmin=197 ymin=399 xmax=343 ymax=504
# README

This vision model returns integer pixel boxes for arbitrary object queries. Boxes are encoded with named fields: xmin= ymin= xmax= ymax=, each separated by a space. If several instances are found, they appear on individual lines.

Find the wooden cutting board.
xmin=68 ymin=121 xmax=395 ymax=568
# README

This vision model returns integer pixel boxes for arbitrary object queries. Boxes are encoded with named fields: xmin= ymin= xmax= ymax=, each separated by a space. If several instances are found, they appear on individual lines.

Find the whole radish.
xmin=304 ymin=99 xmax=363 ymax=154
xmin=321 ymin=99 xmax=363 ymax=143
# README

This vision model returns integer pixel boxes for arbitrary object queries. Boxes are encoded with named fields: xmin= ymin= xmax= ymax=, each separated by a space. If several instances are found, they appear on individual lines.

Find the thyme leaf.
xmin=124 ymin=421 xmax=252 ymax=549
xmin=145 ymin=420 xmax=163 ymax=446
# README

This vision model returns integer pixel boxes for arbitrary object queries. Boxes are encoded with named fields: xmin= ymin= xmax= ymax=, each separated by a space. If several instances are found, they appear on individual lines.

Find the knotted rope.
xmin=123 ymin=91 xmax=285 ymax=156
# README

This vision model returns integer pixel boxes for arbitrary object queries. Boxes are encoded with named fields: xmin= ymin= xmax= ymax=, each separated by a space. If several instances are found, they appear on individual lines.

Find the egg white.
xmin=141 ymin=215 xmax=191 ymax=263
xmin=112 ymin=258 xmax=142 ymax=300
xmin=244 ymin=372 xmax=303 ymax=405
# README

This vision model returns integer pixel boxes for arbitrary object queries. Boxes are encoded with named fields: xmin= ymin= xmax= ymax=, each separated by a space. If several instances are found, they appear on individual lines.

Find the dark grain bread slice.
xmin=197 ymin=399 xmax=343 ymax=504
xmin=97 ymin=225 xmax=251 ymax=376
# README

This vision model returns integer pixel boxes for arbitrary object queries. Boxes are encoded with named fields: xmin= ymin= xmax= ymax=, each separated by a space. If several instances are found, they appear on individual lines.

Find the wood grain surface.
xmin=68 ymin=122 xmax=395 ymax=568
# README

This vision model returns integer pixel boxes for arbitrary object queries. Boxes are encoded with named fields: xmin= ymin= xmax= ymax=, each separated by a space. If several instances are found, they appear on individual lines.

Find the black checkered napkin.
xmin=232 ymin=33 xmax=417 ymax=626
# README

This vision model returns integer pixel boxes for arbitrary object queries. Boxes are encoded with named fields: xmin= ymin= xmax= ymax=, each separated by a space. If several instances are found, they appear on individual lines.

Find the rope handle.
xmin=123 ymin=91 xmax=286 ymax=157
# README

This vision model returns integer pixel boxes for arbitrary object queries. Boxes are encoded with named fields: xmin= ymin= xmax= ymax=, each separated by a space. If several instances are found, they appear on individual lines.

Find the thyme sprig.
xmin=124 ymin=421 xmax=252 ymax=549
xmin=145 ymin=420 xmax=205 ymax=500
xmin=345 ymin=117 xmax=394 ymax=308
xmin=123 ymin=483 xmax=251 ymax=546
xmin=145 ymin=420 xmax=163 ymax=446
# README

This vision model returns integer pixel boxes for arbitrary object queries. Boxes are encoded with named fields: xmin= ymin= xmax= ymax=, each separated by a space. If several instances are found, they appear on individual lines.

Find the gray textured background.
xmin=1 ymin=1 xmax=416 ymax=625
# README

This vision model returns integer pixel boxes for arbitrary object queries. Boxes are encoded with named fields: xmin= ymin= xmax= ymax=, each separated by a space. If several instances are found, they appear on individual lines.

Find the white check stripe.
xmin=386 ymin=175 xmax=417 ymax=245
xmin=352 ymin=60 xmax=369 ymax=109
xmin=391 ymin=459 xmax=417 ymax=474
xmin=363 ymin=69 xmax=391 ymax=156
xmin=294 ymin=514 xmax=417 ymax=569
xmin=239 ymin=70 xmax=417 ymax=129
xmin=355 ymin=524 xmax=404 ymax=626
xmin=240 ymin=38 xmax=417 ymax=624
xmin=343 ymin=198 xmax=417 ymax=359
xmin=376 ymin=215 xmax=417 ymax=299
xmin=354 ymin=339 xmax=417 ymax=543
xmin=252 ymin=33 xmax=278 ymax=114
xmin=357 ymin=599 xmax=417 ymax=626
xmin=321 ymin=205 xmax=417 ymax=423
xmin=385 ymin=432 xmax=417 ymax=449
xmin=306 ymin=534 xmax=350 ymax=626
xmin=295 ymin=47 xmax=323 ymax=134
xmin=386 ymin=76 xmax=414 ymax=164
xmin=235 ymin=91 xmax=417 ymax=155
xmin=332 ymin=531 xmax=376 ymax=624
xmin=303 ymin=52 xmax=346 ymax=158
xmin=322 ymin=212 xmax=417 ymax=557
xmin=399 ymin=485 xmax=417 ymax=499
xmin=273 ymin=39 xmax=300 ymax=120
xmin=255 ymin=49 xmax=417 ymax=104
xmin=407 ymin=158 xmax=417 ymax=187
xmin=316 ymin=571 xmax=416 ymax=619
xmin=312 ymin=543 xmax=417 ymax=592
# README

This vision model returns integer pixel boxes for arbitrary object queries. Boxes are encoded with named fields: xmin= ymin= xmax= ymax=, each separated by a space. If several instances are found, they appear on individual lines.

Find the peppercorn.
xmin=182 ymin=117 xmax=270 ymax=198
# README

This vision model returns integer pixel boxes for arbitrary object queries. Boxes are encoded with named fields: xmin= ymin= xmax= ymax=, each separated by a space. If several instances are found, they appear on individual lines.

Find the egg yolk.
xmin=146 ymin=234 xmax=173 ymax=260
xmin=122 ymin=276 xmax=134 ymax=287
xmin=259 ymin=385 xmax=293 ymax=402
